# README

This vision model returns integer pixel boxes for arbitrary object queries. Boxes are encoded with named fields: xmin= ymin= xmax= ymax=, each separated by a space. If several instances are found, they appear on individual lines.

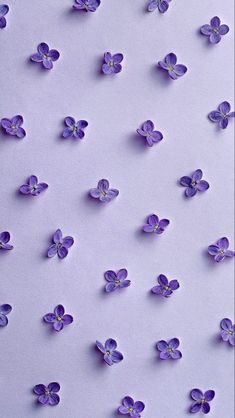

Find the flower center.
xmin=228 ymin=330 xmax=233 ymax=335
xmin=115 ymin=280 xmax=121 ymax=284
xmin=128 ymin=408 xmax=134 ymax=412
xmin=45 ymin=389 xmax=51 ymax=396
xmin=191 ymin=180 xmax=197 ymax=187
xmin=213 ymin=28 xmax=219 ymax=33
xmin=163 ymin=286 xmax=169 ymax=290
xmin=11 ymin=124 xmax=16 ymax=130
xmin=219 ymin=248 xmax=225 ymax=255
xmin=108 ymin=61 xmax=114 ymax=67
xmin=154 ymin=225 xmax=159 ymax=230
xmin=56 ymin=316 xmax=62 ymax=321
xmin=168 ymin=65 xmax=174 ymax=71
xmin=167 ymin=348 xmax=173 ymax=353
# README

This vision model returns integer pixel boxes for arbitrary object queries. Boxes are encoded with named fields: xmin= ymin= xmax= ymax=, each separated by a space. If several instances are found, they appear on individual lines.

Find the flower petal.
xmin=171 ymin=349 xmax=182 ymax=359
xmin=147 ymin=214 xmax=159 ymax=226
xmin=142 ymin=120 xmax=154 ymax=132
xmin=54 ymin=305 xmax=65 ymax=317
xmin=200 ymin=24 xmax=212 ymax=36
xmin=33 ymin=384 xmax=46 ymax=395
xmin=180 ymin=176 xmax=192 ymax=187
xmin=0 ymin=5 xmax=9 ymax=16
xmin=202 ymin=402 xmax=210 ymax=414
xmin=210 ymin=16 xmax=220 ymax=28
xmin=117 ymin=269 xmax=128 ymax=281
xmin=209 ymin=32 xmax=221 ymax=44
xmin=53 ymin=229 xmax=62 ymax=244
xmin=118 ymin=405 xmax=129 ymax=414
xmin=192 ymin=169 xmax=202 ymax=182
xmin=89 ymin=188 xmax=101 ymax=198
xmin=119 ymin=280 xmax=131 ymax=288
xmin=158 ymin=0 xmax=169 ymax=13
xmin=168 ymin=338 xmax=180 ymax=349
xmin=220 ymin=318 xmax=232 ymax=331
xmin=0 ymin=314 xmax=8 ymax=327
xmin=48 ymin=382 xmax=60 ymax=393
xmin=204 ymin=390 xmax=215 ymax=402
xmin=190 ymin=402 xmax=201 ymax=413
xmin=218 ymin=101 xmax=231 ymax=114
xmin=106 ymin=189 xmax=119 ymax=200
xmin=98 ymin=179 xmax=109 ymax=192
xmin=147 ymin=1 xmax=158 ymax=12
xmin=64 ymin=116 xmax=75 ymax=127
xmin=42 ymin=58 xmax=53 ymax=70
xmin=104 ymin=270 xmax=116 ymax=282
xmin=38 ymin=394 xmax=49 ymax=405
xmin=53 ymin=321 xmax=64 ymax=331
xmin=38 ymin=42 xmax=49 ymax=55
xmin=113 ymin=53 xmax=123 ymax=64
xmin=62 ymin=127 xmax=73 ymax=138
xmin=77 ymin=120 xmax=88 ymax=129
xmin=217 ymin=237 xmax=229 ymax=249
xmin=152 ymin=285 xmax=162 ymax=295
xmin=191 ymin=389 xmax=203 ymax=401
xmin=207 ymin=245 xmax=219 ymax=255
xmin=158 ymin=274 xmax=168 ymax=286
xmin=47 ymin=245 xmax=57 ymax=258
xmin=0 ymin=231 xmax=10 ymax=243
xmin=158 ymin=219 xmax=170 ymax=229
xmin=165 ymin=53 xmax=177 ymax=66
xmin=0 ymin=304 xmax=12 ymax=315
xmin=105 ymin=338 xmax=117 ymax=352
xmin=102 ymin=63 xmax=113 ymax=75
xmin=104 ymin=353 xmax=113 ymax=365
xmin=197 ymin=180 xmax=209 ymax=191
xmin=214 ymin=254 xmax=225 ymax=262
xmin=0 ymin=16 xmax=6 ymax=28
xmin=62 ymin=237 xmax=74 ymax=249
xmin=219 ymin=24 xmax=229 ymax=35
xmin=122 ymin=397 xmax=134 ymax=408
xmin=228 ymin=334 xmax=235 ymax=346
xmin=151 ymin=131 xmax=163 ymax=143
xmin=159 ymin=351 xmax=170 ymax=359
xmin=208 ymin=111 xmax=222 ymax=122
xmin=174 ymin=64 xmax=187 ymax=77
xmin=48 ymin=50 xmax=60 ymax=61
xmin=219 ymin=117 xmax=228 ymax=129
xmin=1 ymin=118 xmax=11 ymax=129
xmin=96 ymin=340 xmax=105 ymax=353
xmin=49 ymin=394 xmax=60 ymax=405
xmin=43 ymin=313 xmax=56 ymax=323
xmin=62 ymin=314 xmax=73 ymax=325
xmin=111 ymin=350 xmax=123 ymax=363
xmin=169 ymin=279 xmax=179 ymax=290
xmin=143 ymin=224 xmax=155 ymax=233
xmin=134 ymin=401 xmax=145 ymax=412
xmin=31 ymin=53 xmax=43 ymax=62
xmin=225 ymin=250 xmax=235 ymax=257
xmin=156 ymin=340 xmax=168 ymax=351
xmin=185 ymin=187 xmax=197 ymax=197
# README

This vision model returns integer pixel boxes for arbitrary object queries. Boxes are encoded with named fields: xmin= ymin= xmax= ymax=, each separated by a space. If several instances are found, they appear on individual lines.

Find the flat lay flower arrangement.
xmin=0 ymin=1 xmax=234 ymax=417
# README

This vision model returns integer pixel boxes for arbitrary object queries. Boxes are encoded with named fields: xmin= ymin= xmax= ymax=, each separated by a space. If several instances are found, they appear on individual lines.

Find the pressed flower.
xmin=96 ymin=339 xmax=123 ymax=366
xmin=200 ymin=16 xmax=229 ymax=44
xmin=208 ymin=101 xmax=234 ymax=129
xmin=0 ymin=304 xmax=12 ymax=327
xmin=31 ymin=43 xmax=60 ymax=70
xmin=118 ymin=396 xmax=145 ymax=417
xmin=19 ymin=175 xmax=48 ymax=196
xmin=0 ymin=231 xmax=13 ymax=250
xmin=104 ymin=269 xmax=131 ymax=293
xmin=43 ymin=305 xmax=73 ymax=332
xmin=89 ymin=179 xmax=119 ymax=202
xmin=180 ymin=169 xmax=209 ymax=198
xmin=158 ymin=53 xmax=187 ymax=80
xmin=0 ymin=4 xmax=9 ymax=28
xmin=190 ymin=389 xmax=215 ymax=414
xmin=33 ymin=382 xmax=60 ymax=405
xmin=73 ymin=0 xmax=100 ymax=12
xmin=147 ymin=0 xmax=171 ymax=13
xmin=208 ymin=237 xmax=235 ymax=262
xmin=1 ymin=115 xmax=26 ymax=138
xmin=62 ymin=116 xmax=88 ymax=139
xmin=220 ymin=318 xmax=234 ymax=346
xmin=136 ymin=120 xmax=163 ymax=147
xmin=143 ymin=214 xmax=170 ymax=234
xmin=156 ymin=338 xmax=182 ymax=360
xmin=47 ymin=229 xmax=74 ymax=259
xmin=102 ymin=52 xmax=124 ymax=75
xmin=152 ymin=274 xmax=179 ymax=298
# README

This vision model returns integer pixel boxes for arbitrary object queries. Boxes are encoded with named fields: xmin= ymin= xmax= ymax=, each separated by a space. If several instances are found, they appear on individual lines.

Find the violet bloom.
xmin=0 ymin=4 xmax=9 ymax=28
xmin=102 ymin=52 xmax=124 ymax=75
xmin=180 ymin=169 xmax=209 ymax=198
xmin=158 ymin=53 xmax=187 ymax=80
xmin=118 ymin=396 xmax=145 ymax=417
xmin=30 ymin=43 xmax=60 ymax=70
xmin=62 ymin=116 xmax=88 ymax=139
xmin=33 ymin=382 xmax=60 ymax=406
xmin=43 ymin=305 xmax=73 ymax=332
xmin=156 ymin=338 xmax=182 ymax=360
xmin=0 ymin=231 xmax=13 ymax=250
xmin=200 ymin=16 xmax=229 ymax=44
xmin=136 ymin=120 xmax=163 ymax=147
xmin=104 ymin=269 xmax=131 ymax=293
xmin=143 ymin=214 xmax=170 ymax=234
xmin=208 ymin=101 xmax=234 ymax=129
xmin=1 ymin=115 xmax=26 ymax=138
xmin=96 ymin=339 xmax=123 ymax=366
xmin=73 ymin=0 xmax=100 ymax=12
xmin=208 ymin=237 xmax=235 ymax=263
xmin=0 ymin=304 xmax=12 ymax=327
xmin=19 ymin=175 xmax=48 ymax=196
xmin=152 ymin=274 xmax=179 ymax=298
xmin=147 ymin=0 xmax=171 ymax=13
xmin=220 ymin=318 xmax=234 ymax=346
xmin=190 ymin=389 xmax=215 ymax=414
xmin=89 ymin=179 xmax=119 ymax=202
xmin=47 ymin=229 xmax=74 ymax=259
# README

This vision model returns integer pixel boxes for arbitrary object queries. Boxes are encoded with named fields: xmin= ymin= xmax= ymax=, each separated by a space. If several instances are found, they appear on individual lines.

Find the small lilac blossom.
xmin=158 ymin=53 xmax=187 ymax=80
xmin=208 ymin=101 xmax=234 ymax=129
xmin=96 ymin=339 xmax=123 ymax=366
xmin=118 ymin=396 xmax=145 ymax=417
xmin=220 ymin=318 xmax=234 ymax=346
xmin=136 ymin=120 xmax=163 ymax=147
xmin=47 ymin=229 xmax=74 ymax=259
xmin=147 ymin=0 xmax=171 ymax=13
xmin=1 ymin=115 xmax=26 ymax=138
xmin=152 ymin=274 xmax=179 ymax=298
xmin=102 ymin=52 xmax=124 ymax=75
xmin=89 ymin=179 xmax=119 ymax=202
xmin=33 ymin=382 xmax=60 ymax=406
xmin=190 ymin=389 xmax=215 ymax=414
xmin=0 ymin=304 xmax=12 ymax=327
xmin=180 ymin=169 xmax=209 ymax=198
xmin=0 ymin=4 xmax=9 ymax=29
xmin=0 ymin=231 xmax=13 ymax=250
xmin=156 ymin=338 xmax=182 ymax=360
xmin=208 ymin=237 xmax=235 ymax=262
xmin=30 ymin=43 xmax=60 ymax=70
xmin=62 ymin=116 xmax=88 ymax=139
xmin=200 ymin=16 xmax=229 ymax=44
xmin=104 ymin=269 xmax=131 ymax=293
xmin=43 ymin=305 xmax=73 ymax=332
xmin=143 ymin=214 xmax=170 ymax=234
xmin=19 ymin=175 xmax=48 ymax=196
xmin=73 ymin=0 xmax=100 ymax=12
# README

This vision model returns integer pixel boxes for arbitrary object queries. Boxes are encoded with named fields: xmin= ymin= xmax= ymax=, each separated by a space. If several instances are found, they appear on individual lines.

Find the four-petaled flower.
xmin=47 ymin=229 xmax=74 ymax=259
xmin=30 ymin=43 xmax=60 ymax=70
xmin=96 ymin=338 xmax=123 ymax=366
xmin=200 ymin=16 xmax=229 ymax=44
xmin=19 ymin=175 xmax=48 ymax=196
xmin=136 ymin=120 xmax=163 ymax=147
xmin=62 ymin=116 xmax=88 ymax=139
xmin=208 ymin=101 xmax=234 ymax=129
xmin=43 ymin=305 xmax=73 ymax=332
xmin=102 ymin=52 xmax=124 ymax=75
xmin=1 ymin=115 xmax=26 ymax=138
xmin=152 ymin=274 xmax=179 ymax=298
xmin=143 ymin=214 xmax=170 ymax=234
xmin=158 ymin=53 xmax=187 ymax=80
xmin=180 ymin=169 xmax=209 ymax=198
xmin=0 ymin=231 xmax=13 ymax=250
xmin=0 ymin=4 xmax=9 ymax=29
xmin=33 ymin=382 xmax=60 ymax=406
xmin=220 ymin=318 xmax=234 ymax=346
xmin=156 ymin=338 xmax=182 ymax=360
xmin=104 ymin=269 xmax=131 ymax=293
xmin=89 ymin=179 xmax=119 ymax=202
xmin=0 ymin=304 xmax=12 ymax=327
xmin=208 ymin=237 xmax=235 ymax=262
xmin=118 ymin=396 xmax=145 ymax=417
xmin=147 ymin=0 xmax=171 ymax=14
xmin=73 ymin=0 xmax=100 ymax=12
xmin=190 ymin=389 xmax=215 ymax=414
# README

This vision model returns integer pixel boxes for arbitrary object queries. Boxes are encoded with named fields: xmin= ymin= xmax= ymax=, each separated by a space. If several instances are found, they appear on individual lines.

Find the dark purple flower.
xmin=220 ymin=318 xmax=234 ymax=346
xmin=1 ymin=115 xmax=26 ymax=138
xmin=118 ymin=396 xmax=145 ymax=417
xmin=102 ymin=52 xmax=124 ymax=75
xmin=200 ymin=16 xmax=229 ymax=44
xmin=19 ymin=175 xmax=48 ymax=196
xmin=180 ymin=169 xmax=209 ymax=198
xmin=47 ymin=229 xmax=74 ymax=259
xmin=73 ymin=0 xmax=100 ymax=12
xmin=0 ymin=304 xmax=12 ymax=327
xmin=104 ymin=269 xmax=131 ymax=293
xmin=0 ymin=4 xmax=9 ymax=28
xmin=136 ymin=120 xmax=163 ymax=147
xmin=89 ymin=179 xmax=119 ymax=202
xmin=43 ymin=305 xmax=73 ymax=332
xmin=190 ymin=389 xmax=215 ymax=414
xmin=158 ymin=53 xmax=187 ymax=80
xmin=152 ymin=274 xmax=179 ymax=298
xmin=156 ymin=338 xmax=182 ymax=360
xmin=208 ymin=101 xmax=234 ymax=129
xmin=33 ymin=382 xmax=60 ymax=405
xmin=30 ymin=43 xmax=60 ymax=70
xmin=147 ymin=0 xmax=171 ymax=13
xmin=143 ymin=214 xmax=170 ymax=234
xmin=0 ymin=231 xmax=13 ymax=250
xmin=62 ymin=116 xmax=88 ymax=139
xmin=208 ymin=237 xmax=235 ymax=262
xmin=96 ymin=339 xmax=123 ymax=366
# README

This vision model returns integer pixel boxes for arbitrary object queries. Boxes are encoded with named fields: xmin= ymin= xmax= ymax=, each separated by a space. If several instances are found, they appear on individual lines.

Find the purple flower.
xmin=158 ymin=53 xmax=187 ymax=80
xmin=180 ymin=169 xmax=209 ymax=198
xmin=0 ymin=304 xmax=12 ymax=327
xmin=104 ymin=269 xmax=131 ymax=293
xmin=147 ymin=0 xmax=171 ymax=13
xmin=89 ymin=179 xmax=119 ymax=202
xmin=118 ymin=396 xmax=145 ymax=417
xmin=47 ymin=229 xmax=74 ymax=259
xmin=208 ymin=237 xmax=235 ymax=262
xmin=208 ymin=101 xmax=234 ymax=129
xmin=143 ymin=214 xmax=170 ymax=234
xmin=152 ymin=274 xmax=179 ymax=298
xmin=19 ymin=175 xmax=48 ymax=196
xmin=190 ymin=389 xmax=215 ymax=414
xmin=96 ymin=339 xmax=123 ymax=366
xmin=102 ymin=52 xmax=124 ymax=75
xmin=33 ymin=382 xmax=60 ymax=405
xmin=156 ymin=338 xmax=182 ymax=360
xmin=0 ymin=4 xmax=9 ymax=29
xmin=73 ymin=0 xmax=100 ymax=12
xmin=62 ymin=116 xmax=88 ymax=139
xmin=0 ymin=231 xmax=13 ymax=250
xmin=1 ymin=115 xmax=26 ymax=138
xmin=43 ymin=305 xmax=73 ymax=332
xmin=200 ymin=16 xmax=229 ymax=44
xmin=220 ymin=318 xmax=234 ymax=346
xmin=30 ymin=43 xmax=60 ymax=70
xmin=136 ymin=120 xmax=163 ymax=147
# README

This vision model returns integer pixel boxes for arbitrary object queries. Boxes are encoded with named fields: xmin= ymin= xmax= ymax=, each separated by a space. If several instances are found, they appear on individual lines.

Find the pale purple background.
xmin=0 ymin=1 xmax=234 ymax=417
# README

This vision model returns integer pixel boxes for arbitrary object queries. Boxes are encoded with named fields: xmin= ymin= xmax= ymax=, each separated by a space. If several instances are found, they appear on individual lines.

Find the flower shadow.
xmin=150 ymin=64 xmax=172 ymax=87
xmin=127 ymin=132 xmax=147 ymax=153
